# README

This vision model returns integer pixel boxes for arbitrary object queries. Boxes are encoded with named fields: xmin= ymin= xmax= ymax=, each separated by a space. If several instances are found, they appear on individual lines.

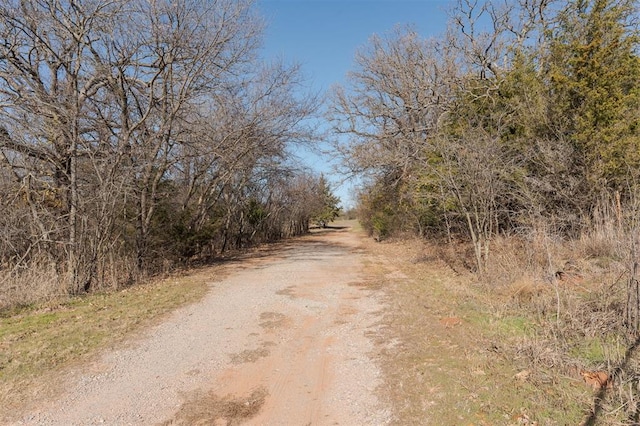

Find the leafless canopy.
xmin=0 ymin=0 xmax=327 ymax=302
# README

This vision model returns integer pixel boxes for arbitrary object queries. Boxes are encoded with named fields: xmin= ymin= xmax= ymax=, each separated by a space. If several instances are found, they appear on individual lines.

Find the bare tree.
xmin=329 ymin=27 xmax=452 ymax=177
xmin=0 ymin=0 xmax=126 ymax=291
xmin=97 ymin=0 xmax=264 ymax=269
xmin=163 ymin=58 xmax=318 ymax=256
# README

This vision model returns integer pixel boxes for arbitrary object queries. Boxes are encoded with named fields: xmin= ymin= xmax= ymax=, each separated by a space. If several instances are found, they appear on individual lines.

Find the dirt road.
xmin=17 ymin=226 xmax=390 ymax=425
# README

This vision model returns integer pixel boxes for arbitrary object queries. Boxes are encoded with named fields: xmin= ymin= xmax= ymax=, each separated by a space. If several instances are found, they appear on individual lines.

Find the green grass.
xmin=0 ymin=268 xmax=214 ymax=418
xmin=496 ymin=315 xmax=536 ymax=336
xmin=569 ymin=337 xmax=608 ymax=364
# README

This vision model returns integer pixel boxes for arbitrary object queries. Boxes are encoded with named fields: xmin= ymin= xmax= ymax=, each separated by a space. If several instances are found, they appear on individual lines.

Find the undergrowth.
xmin=367 ymin=222 xmax=640 ymax=425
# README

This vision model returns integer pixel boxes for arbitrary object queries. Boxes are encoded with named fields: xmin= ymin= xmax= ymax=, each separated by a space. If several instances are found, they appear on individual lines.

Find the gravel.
xmin=15 ymin=228 xmax=390 ymax=425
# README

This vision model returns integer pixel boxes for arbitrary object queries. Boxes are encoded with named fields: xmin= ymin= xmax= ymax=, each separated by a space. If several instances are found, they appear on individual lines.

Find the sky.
xmin=256 ymin=0 xmax=452 ymax=208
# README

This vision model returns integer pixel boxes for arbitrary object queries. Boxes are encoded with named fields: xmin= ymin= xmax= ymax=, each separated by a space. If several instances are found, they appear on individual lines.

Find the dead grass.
xmin=0 ymin=266 xmax=220 ymax=419
xmin=0 ymin=253 xmax=143 ymax=310
xmin=162 ymin=386 xmax=268 ymax=426
xmin=0 ymin=256 xmax=62 ymax=309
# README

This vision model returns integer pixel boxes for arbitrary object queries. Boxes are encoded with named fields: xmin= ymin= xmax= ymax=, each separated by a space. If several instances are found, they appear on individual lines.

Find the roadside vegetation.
xmin=0 ymin=0 xmax=341 ymax=309
xmin=362 ymin=233 xmax=637 ymax=425
xmin=331 ymin=0 xmax=640 ymax=423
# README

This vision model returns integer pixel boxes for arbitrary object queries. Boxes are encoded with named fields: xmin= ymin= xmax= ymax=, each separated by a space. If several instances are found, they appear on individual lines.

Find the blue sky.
xmin=257 ymin=0 xmax=452 ymax=208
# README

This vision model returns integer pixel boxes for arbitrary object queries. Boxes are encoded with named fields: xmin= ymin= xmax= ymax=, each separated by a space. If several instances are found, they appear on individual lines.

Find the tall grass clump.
xmin=0 ymin=256 xmax=61 ymax=310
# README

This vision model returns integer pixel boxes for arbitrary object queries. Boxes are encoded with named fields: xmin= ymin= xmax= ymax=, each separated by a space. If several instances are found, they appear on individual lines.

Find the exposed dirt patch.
xmin=275 ymin=285 xmax=297 ymax=298
xmin=230 ymin=342 xmax=274 ymax=364
xmin=258 ymin=311 xmax=289 ymax=330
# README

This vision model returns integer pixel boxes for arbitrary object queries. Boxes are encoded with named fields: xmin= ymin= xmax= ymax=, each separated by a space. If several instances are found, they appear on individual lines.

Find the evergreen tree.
xmin=545 ymin=0 xmax=640 ymax=192
xmin=312 ymin=175 xmax=341 ymax=227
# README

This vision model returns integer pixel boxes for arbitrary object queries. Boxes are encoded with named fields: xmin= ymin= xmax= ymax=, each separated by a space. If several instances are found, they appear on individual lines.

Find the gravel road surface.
xmin=15 ymin=226 xmax=390 ymax=425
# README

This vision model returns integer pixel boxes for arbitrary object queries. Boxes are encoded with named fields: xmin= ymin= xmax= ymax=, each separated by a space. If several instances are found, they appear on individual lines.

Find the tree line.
xmin=330 ymin=0 xmax=640 ymax=273
xmin=0 ymin=0 xmax=337 ymax=304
